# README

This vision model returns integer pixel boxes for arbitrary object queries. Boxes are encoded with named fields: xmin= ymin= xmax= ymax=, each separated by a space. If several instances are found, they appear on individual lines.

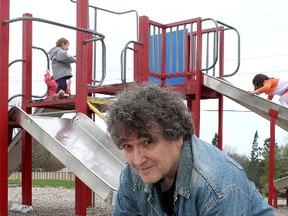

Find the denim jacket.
xmin=113 ymin=135 xmax=274 ymax=216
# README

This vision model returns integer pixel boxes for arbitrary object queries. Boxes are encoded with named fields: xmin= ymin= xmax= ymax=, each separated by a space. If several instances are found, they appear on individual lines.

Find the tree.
xmin=224 ymin=145 xmax=250 ymax=172
xmin=277 ymin=144 xmax=288 ymax=178
xmin=246 ymin=131 xmax=263 ymax=188
xmin=212 ymin=133 xmax=218 ymax=147
xmin=250 ymin=130 xmax=261 ymax=161
xmin=259 ymin=138 xmax=281 ymax=188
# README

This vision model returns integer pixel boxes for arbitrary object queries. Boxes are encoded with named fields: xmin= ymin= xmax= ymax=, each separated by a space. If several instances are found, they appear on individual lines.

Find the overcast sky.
xmin=8 ymin=0 xmax=288 ymax=156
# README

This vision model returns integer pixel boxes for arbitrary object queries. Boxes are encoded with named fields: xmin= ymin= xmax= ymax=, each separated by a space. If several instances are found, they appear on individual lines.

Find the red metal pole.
xmin=0 ymin=0 xmax=10 ymax=214
xmin=161 ymin=27 xmax=166 ymax=87
xmin=268 ymin=108 xmax=278 ymax=206
xmin=273 ymin=187 xmax=278 ymax=208
xmin=192 ymin=18 xmax=202 ymax=137
xmin=136 ymin=16 xmax=149 ymax=83
xmin=75 ymin=0 xmax=91 ymax=215
xmin=286 ymin=189 xmax=288 ymax=206
xmin=86 ymin=36 xmax=93 ymax=208
xmin=217 ymin=96 xmax=223 ymax=150
xmin=21 ymin=13 xmax=33 ymax=206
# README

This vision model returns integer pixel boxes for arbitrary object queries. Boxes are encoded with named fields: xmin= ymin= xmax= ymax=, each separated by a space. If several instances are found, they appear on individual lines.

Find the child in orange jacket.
xmin=248 ymin=73 xmax=288 ymax=107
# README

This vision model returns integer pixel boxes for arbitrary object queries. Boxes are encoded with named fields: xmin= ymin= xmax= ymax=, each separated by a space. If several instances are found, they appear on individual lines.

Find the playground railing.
xmin=145 ymin=17 xmax=240 ymax=86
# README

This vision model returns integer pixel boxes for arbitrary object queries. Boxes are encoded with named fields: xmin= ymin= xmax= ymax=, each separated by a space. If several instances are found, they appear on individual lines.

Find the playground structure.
xmin=264 ymin=176 xmax=288 ymax=208
xmin=1 ymin=0 xmax=288 ymax=215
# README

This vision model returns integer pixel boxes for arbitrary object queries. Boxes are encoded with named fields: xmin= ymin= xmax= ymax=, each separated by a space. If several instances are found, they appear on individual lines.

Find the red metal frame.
xmin=0 ymin=1 xmax=281 ymax=215
xmin=273 ymin=187 xmax=278 ymax=208
xmin=268 ymin=108 xmax=278 ymax=207
xmin=21 ymin=13 xmax=33 ymax=206
xmin=75 ymin=1 xmax=91 ymax=215
xmin=0 ymin=0 xmax=10 ymax=214
xmin=135 ymin=16 xmax=149 ymax=83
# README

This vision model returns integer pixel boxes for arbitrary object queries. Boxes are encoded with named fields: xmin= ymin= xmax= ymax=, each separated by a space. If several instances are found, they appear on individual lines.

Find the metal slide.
xmin=8 ymin=107 xmax=125 ymax=205
xmin=8 ymin=108 xmax=68 ymax=176
xmin=203 ymin=74 xmax=288 ymax=132
xmin=204 ymin=74 xmax=288 ymax=192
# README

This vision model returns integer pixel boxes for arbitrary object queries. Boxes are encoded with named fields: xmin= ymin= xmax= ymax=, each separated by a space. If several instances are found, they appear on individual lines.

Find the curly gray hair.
xmin=106 ymin=83 xmax=194 ymax=148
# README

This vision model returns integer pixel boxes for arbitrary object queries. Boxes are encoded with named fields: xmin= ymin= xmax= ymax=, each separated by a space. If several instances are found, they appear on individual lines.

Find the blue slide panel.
xmin=149 ymin=29 xmax=186 ymax=85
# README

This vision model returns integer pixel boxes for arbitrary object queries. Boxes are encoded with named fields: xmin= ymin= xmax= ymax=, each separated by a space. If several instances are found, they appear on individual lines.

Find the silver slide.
xmin=8 ymin=107 xmax=125 ymax=205
xmin=203 ymin=75 xmax=288 ymax=193
xmin=8 ymin=108 xmax=68 ymax=176
xmin=203 ymin=74 xmax=288 ymax=132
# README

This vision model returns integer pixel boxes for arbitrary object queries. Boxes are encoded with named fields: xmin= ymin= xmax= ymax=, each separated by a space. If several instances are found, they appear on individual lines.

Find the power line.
xmin=201 ymin=109 xmax=251 ymax=112
xmin=225 ymin=53 xmax=288 ymax=62
xmin=235 ymin=70 xmax=288 ymax=75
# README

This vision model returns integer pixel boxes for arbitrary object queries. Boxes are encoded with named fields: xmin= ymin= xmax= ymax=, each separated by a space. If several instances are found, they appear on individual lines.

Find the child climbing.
xmin=248 ymin=73 xmax=288 ymax=107
xmin=44 ymin=69 xmax=58 ymax=98
xmin=48 ymin=37 xmax=76 ymax=96
xmin=44 ymin=69 xmax=71 ymax=98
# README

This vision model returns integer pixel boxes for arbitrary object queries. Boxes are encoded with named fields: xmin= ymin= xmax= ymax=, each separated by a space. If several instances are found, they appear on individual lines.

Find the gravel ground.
xmin=8 ymin=186 xmax=113 ymax=215
xmin=8 ymin=186 xmax=288 ymax=215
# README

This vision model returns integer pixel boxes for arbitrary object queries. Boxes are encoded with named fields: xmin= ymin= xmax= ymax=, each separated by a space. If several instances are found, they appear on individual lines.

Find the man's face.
xmin=119 ymin=130 xmax=183 ymax=184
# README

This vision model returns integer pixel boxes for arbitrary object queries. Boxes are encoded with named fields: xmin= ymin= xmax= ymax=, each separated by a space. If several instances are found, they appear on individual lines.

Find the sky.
xmin=7 ymin=0 xmax=288 ymax=156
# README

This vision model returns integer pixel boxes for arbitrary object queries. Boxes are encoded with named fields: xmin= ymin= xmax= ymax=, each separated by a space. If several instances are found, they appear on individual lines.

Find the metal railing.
xmin=147 ymin=17 xmax=240 ymax=80
xmin=120 ymin=40 xmax=142 ymax=83
xmin=71 ymin=0 xmax=139 ymax=86
xmin=4 ymin=15 xmax=107 ymax=88
xmin=8 ymin=46 xmax=50 ymax=102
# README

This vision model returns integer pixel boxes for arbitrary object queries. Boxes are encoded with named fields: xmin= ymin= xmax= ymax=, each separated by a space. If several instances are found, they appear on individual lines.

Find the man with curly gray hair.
xmin=107 ymin=83 xmax=274 ymax=216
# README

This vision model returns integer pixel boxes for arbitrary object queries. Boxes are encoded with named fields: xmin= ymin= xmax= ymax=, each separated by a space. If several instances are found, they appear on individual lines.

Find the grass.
xmin=8 ymin=179 xmax=75 ymax=188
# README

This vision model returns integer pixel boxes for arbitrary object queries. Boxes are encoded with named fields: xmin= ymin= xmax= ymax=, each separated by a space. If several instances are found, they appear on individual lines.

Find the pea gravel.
xmin=8 ymin=186 xmax=288 ymax=215
xmin=8 ymin=186 xmax=113 ymax=215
